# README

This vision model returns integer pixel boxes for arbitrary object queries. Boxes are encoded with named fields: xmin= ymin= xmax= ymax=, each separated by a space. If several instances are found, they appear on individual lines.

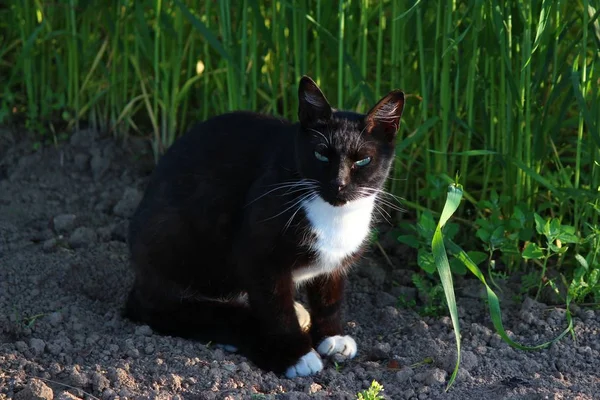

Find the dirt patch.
xmin=1 ymin=128 xmax=599 ymax=399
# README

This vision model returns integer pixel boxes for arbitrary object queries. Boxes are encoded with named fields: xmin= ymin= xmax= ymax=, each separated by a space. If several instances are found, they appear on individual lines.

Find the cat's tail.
xmin=123 ymin=281 xmax=255 ymax=351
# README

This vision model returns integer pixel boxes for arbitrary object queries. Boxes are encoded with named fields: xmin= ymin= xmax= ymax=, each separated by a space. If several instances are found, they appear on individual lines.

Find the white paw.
xmin=285 ymin=350 xmax=323 ymax=378
xmin=317 ymin=335 xmax=357 ymax=358
xmin=214 ymin=344 xmax=238 ymax=353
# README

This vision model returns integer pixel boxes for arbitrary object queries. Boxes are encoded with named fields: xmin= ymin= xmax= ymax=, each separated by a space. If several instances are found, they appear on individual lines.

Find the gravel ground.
xmin=1 ymin=128 xmax=599 ymax=400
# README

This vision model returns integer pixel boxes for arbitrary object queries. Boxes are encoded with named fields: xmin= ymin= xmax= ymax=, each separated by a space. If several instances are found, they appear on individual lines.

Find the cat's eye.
xmin=314 ymin=151 xmax=329 ymax=162
xmin=355 ymin=157 xmax=372 ymax=167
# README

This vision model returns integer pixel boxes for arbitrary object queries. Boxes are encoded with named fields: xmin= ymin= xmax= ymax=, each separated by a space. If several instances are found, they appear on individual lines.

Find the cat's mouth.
xmin=329 ymin=198 xmax=348 ymax=207
xmin=320 ymin=192 xmax=351 ymax=207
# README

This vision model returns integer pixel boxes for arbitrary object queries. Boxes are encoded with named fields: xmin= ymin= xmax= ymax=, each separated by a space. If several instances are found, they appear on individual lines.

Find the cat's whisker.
xmin=308 ymin=128 xmax=330 ymax=145
xmin=262 ymin=190 xmax=318 ymax=223
xmin=372 ymin=203 xmax=392 ymax=225
xmin=283 ymin=192 xmax=319 ymax=232
xmin=246 ymin=180 xmax=318 ymax=207
xmin=359 ymin=186 xmax=405 ymax=203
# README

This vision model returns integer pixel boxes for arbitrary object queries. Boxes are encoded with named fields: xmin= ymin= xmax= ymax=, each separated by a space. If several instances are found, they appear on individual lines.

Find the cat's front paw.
xmin=284 ymin=350 xmax=323 ymax=378
xmin=317 ymin=335 xmax=357 ymax=358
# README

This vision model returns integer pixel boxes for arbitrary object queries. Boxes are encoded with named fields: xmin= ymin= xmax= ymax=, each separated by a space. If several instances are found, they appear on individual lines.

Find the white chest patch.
xmin=292 ymin=195 xmax=376 ymax=284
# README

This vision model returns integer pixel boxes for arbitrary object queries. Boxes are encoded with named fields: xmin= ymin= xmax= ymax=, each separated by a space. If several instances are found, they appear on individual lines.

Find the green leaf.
xmin=418 ymin=249 xmax=437 ymax=274
xmin=522 ymin=242 xmax=544 ymax=259
xmin=397 ymin=234 xmax=421 ymax=249
xmin=476 ymin=228 xmax=490 ymax=243
xmin=466 ymin=251 xmax=488 ymax=265
xmin=431 ymin=184 xmax=463 ymax=390
xmin=490 ymin=225 xmax=506 ymax=248
xmin=449 ymin=258 xmax=467 ymax=275
xmin=534 ymin=213 xmax=548 ymax=237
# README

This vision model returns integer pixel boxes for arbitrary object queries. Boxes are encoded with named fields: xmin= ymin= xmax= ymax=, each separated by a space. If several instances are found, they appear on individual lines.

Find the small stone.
xmin=90 ymin=153 xmax=110 ymax=181
xmin=424 ymin=368 xmax=447 ymax=386
xmin=96 ymin=226 xmax=112 ymax=242
xmin=520 ymin=296 xmax=545 ymax=312
xmin=331 ymin=352 xmax=348 ymax=364
xmin=47 ymin=311 xmax=63 ymax=326
xmin=56 ymin=391 xmax=81 ymax=400
xmin=91 ymin=372 xmax=110 ymax=393
xmin=396 ymin=367 xmax=414 ymax=383
xmin=375 ymin=292 xmax=397 ymax=308
xmin=42 ymin=238 xmax=58 ymax=252
xmin=222 ymin=363 xmax=237 ymax=373
xmin=144 ymin=345 xmax=154 ymax=355
xmin=73 ymin=153 xmax=90 ymax=171
xmin=52 ymin=214 xmax=77 ymax=234
xmin=135 ymin=325 xmax=153 ymax=336
xmin=113 ymin=188 xmax=142 ymax=218
xmin=68 ymin=367 xmax=88 ymax=388
xmin=14 ymin=378 xmax=53 ymax=400
xmin=111 ymin=221 xmax=128 ymax=242
xmin=239 ymin=362 xmax=251 ymax=372
xmin=69 ymin=227 xmax=97 ymax=249
xmin=377 ymin=306 xmax=400 ymax=328
xmin=70 ymin=129 xmax=97 ymax=147
xmin=15 ymin=341 xmax=28 ymax=353
xmin=306 ymin=382 xmax=322 ymax=394
xmin=126 ymin=348 xmax=140 ymax=358
xmin=28 ymin=338 xmax=46 ymax=355
xmin=460 ymin=350 xmax=479 ymax=371
xmin=368 ymin=342 xmax=391 ymax=360
xmin=358 ymin=259 xmax=387 ymax=286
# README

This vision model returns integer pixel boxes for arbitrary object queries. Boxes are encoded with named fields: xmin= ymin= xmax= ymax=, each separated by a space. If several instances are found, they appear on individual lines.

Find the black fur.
xmin=124 ymin=76 xmax=405 ymax=375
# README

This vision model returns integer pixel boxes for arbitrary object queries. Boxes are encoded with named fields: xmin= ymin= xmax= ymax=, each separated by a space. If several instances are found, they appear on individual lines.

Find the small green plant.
xmin=410 ymin=274 xmax=446 ymax=317
xmin=333 ymin=361 xmax=343 ymax=372
xmin=356 ymin=380 xmax=384 ymax=400
xmin=521 ymin=213 xmax=580 ymax=299
xmin=429 ymin=183 xmax=574 ymax=391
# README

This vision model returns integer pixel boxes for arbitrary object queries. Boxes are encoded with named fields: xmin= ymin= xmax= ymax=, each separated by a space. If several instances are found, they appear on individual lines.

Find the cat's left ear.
xmin=364 ymin=90 xmax=405 ymax=142
xmin=298 ymin=76 xmax=332 ymax=127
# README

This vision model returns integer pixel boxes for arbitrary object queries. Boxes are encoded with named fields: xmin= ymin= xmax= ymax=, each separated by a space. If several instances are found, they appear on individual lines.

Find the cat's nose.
xmin=332 ymin=179 xmax=347 ymax=193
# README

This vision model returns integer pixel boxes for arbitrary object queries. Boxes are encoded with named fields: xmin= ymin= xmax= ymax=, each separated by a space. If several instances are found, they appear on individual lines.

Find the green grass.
xmin=2 ymin=1 xmax=598 ymax=227
xmin=1 ymin=0 xmax=599 ymax=387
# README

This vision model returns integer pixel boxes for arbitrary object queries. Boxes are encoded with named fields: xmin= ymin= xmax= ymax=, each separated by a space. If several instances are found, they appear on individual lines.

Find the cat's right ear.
xmin=298 ymin=76 xmax=332 ymax=127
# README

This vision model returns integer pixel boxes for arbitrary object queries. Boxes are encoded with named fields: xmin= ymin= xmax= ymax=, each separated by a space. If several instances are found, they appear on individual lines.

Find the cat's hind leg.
xmin=123 ymin=281 xmax=254 ymax=351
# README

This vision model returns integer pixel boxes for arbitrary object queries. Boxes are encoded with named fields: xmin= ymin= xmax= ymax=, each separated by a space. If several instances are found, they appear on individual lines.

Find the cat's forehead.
xmin=315 ymin=112 xmax=370 ymax=153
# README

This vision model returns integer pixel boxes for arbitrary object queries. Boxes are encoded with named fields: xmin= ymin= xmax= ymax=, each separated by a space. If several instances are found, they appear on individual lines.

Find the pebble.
xmin=113 ymin=187 xmax=142 ymax=218
xmin=28 ymin=338 xmax=45 ymax=355
xmin=135 ymin=325 xmax=153 ymax=336
xmin=375 ymin=291 xmax=397 ymax=308
xmin=358 ymin=259 xmax=387 ymax=286
xmin=68 ymin=367 xmax=88 ymax=388
xmin=47 ymin=311 xmax=63 ymax=326
xmin=414 ymin=368 xmax=447 ymax=386
xmin=56 ymin=391 xmax=81 ymax=400
xmin=91 ymin=372 xmax=110 ymax=393
xmin=42 ymin=238 xmax=58 ymax=252
xmin=68 ymin=227 xmax=97 ymax=248
xmin=90 ymin=152 xmax=110 ymax=181
xmin=73 ymin=153 xmax=90 ymax=171
xmin=15 ymin=341 xmax=28 ymax=353
xmin=14 ymin=378 xmax=53 ymax=400
xmin=368 ymin=342 xmax=391 ymax=360
xmin=52 ymin=214 xmax=77 ymax=234
xmin=111 ymin=221 xmax=128 ymax=242
xmin=396 ymin=367 xmax=414 ymax=383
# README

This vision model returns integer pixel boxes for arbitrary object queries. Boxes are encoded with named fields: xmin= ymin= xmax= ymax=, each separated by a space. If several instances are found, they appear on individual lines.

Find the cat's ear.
xmin=298 ymin=76 xmax=332 ymax=127
xmin=364 ymin=90 xmax=405 ymax=142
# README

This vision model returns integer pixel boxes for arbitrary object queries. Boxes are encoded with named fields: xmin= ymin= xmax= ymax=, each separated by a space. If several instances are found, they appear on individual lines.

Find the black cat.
xmin=124 ymin=76 xmax=405 ymax=378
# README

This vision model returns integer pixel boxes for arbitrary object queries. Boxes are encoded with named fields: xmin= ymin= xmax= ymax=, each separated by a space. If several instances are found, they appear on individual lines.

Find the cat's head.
xmin=295 ymin=76 xmax=405 ymax=207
